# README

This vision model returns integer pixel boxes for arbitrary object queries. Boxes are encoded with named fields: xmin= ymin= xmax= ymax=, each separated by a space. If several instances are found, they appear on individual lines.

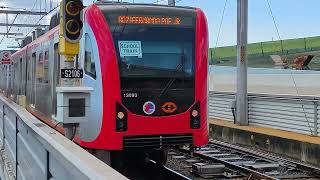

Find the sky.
xmin=0 ymin=0 xmax=319 ymax=49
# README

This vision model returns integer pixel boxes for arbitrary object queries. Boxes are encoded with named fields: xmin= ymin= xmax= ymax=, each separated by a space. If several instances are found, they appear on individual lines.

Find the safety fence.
xmin=209 ymin=91 xmax=320 ymax=136
xmin=0 ymin=95 xmax=127 ymax=180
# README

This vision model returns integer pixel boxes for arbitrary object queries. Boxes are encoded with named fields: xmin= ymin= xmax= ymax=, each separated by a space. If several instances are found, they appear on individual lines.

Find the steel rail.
xmin=120 ymin=159 xmax=191 ymax=180
xmin=178 ymin=147 xmax=277 ymax=180
xmin=149 ymin=160 xmax=192 ymax=180
xmin=210 ymin=139 xmax=320 ymax=178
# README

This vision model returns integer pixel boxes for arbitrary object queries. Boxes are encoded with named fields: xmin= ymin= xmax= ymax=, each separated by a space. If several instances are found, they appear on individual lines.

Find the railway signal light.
xmin=64 ymin=0 xmax=83 ymax=42
xmin=62 ymin=0 xmax=83 ymax=42
xmin=59 ymin=0 xmax=83 ymax=60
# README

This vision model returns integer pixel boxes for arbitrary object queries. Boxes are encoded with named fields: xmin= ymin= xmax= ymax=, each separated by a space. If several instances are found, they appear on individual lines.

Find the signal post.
xmin=57 ymin=0 xmax=92 ymax=140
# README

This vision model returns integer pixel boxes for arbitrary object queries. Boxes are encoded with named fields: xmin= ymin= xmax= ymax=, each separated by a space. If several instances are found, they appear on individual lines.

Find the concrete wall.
xmin=210 ymin=123 xmax=320 ymax=167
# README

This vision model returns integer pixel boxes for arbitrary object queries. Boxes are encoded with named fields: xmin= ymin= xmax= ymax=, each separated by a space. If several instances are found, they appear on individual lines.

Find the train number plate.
xmin=61 ymin=69 xmax=83 ymax=78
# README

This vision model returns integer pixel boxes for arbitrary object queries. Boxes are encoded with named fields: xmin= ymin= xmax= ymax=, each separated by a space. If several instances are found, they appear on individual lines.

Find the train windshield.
xmin=112 ymin=26 xmax=195 ymax=78
xmin=101 ymin=6 xmax=197 ymax=115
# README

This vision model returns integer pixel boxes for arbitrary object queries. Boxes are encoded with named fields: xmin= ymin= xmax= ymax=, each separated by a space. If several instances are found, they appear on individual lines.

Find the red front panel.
xmin=193 ymin=8 xmax=209 ymax=146
xmin=81 ymin=5 xmax=208 ymax=150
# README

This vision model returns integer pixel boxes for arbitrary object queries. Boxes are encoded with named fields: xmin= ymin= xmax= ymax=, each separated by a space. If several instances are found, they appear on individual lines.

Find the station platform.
xmin=209 ymin=118 xmax=320 ymax=167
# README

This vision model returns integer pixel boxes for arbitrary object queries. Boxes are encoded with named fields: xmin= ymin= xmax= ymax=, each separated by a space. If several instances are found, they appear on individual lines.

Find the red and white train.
xmin=3 ymin=2 xmax=209 ymax=164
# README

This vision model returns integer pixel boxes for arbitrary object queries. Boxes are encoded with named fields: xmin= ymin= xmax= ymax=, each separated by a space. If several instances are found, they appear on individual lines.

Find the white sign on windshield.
xmin=118 ymin=41 xmax=142 ymax=58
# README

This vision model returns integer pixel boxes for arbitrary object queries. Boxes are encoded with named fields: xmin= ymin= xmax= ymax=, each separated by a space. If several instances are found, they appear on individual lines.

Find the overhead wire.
xmin=23 ymin=0 xmax=41 ymax=36
xmin=0 ymin=14 xmax=19 ymax=45
xmin=213 ymin=0 xmax=228 ymax=59
xmin=23 ymin=4 xmax=61 ymax=39
xmin=31 ymin=0 xmax=39 ymax=10
xmin=0 ymin=0 xmax=39 ymax=46
xmin=20 ymin=0 xmax=39 ymax=35
xmin=8 ymin=0 xmax=60 ymax=44
xmin=0 ymin=6 xmax=27 ymax=10
xmin=7 ymin=0 xmax=183 ymax=47
xmin=266 ymin=0 xmax=281 ymax=41
xmin=266 ymin=0 xmax=314 ymax=135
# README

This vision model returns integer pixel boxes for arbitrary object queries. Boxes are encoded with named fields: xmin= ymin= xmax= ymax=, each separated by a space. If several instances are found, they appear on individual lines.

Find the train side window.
xmin=29 ymin=53 xmax=36 ymax=81
xmin=43 ymin=50 xmax=49 ymax=84
xmin=84 ymin=34 xmax=96 ymax=79
xmin=19 ymin=57 xmax=22 ymax=94
xmin=37 ymin=52 xmax=44 ymax=83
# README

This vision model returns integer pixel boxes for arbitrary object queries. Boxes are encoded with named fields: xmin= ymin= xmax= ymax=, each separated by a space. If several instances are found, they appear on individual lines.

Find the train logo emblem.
xmin=161 ymin=102 xmax=177 ymax=113
xmin=143 ymin=101 xmax=155 ymax=115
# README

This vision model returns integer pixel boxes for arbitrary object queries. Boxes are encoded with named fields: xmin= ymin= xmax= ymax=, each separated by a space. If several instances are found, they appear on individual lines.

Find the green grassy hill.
xmin=209 ymin=36 xmax=320 ymax=69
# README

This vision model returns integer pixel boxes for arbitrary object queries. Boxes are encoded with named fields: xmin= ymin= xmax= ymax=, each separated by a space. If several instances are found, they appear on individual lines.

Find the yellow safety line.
xmin=210 ymin=118 xmax=320 ymax=145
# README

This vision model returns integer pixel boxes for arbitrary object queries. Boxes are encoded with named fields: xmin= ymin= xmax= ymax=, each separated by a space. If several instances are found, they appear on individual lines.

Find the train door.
xmin=12 ymin=62 xmax=16 ymax=95
xmin=31 ymin=52 xmax=36 ymax=106
xmin=6 ymin=65 xmax=11 ymax=95
xmin=52 ymin=43 xmax=60 ymax=116
xmin=0 ymin=66 xmax=3 ymax=90
xmin=79 ymin=32 xmax=103 ymax=141
xmin=18 ymin=58 xmax=23 ymax=95
xmin=24 ymin=55 xmax=27 ymax=96
xmin=26 ymin=54 xmax=31 ymax=103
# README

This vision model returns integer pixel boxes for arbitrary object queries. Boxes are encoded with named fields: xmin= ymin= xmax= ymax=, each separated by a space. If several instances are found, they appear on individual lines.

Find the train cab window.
xmin=43 ymin=50 xmax=49 ymax=84
xmin=84 ymin=34 xmax=96 ymax=79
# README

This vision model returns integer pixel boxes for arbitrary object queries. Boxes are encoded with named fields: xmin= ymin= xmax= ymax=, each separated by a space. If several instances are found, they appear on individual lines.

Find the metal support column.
xmin=314 ymin=101 xmax=318 ymax=136
xmin=168 ymin=0 xmax=175 ymax=6
xmin=236 ymin=0 xmax=248 ymax=125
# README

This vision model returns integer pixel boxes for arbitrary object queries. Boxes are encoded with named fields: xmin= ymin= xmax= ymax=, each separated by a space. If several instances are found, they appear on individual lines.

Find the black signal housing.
xmin=63 ymin=0 xmax=84 ymax=43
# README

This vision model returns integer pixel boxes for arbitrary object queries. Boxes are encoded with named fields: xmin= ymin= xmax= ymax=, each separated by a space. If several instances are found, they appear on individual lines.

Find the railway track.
xmin=119 ymin=159 xmax=191 ymax=180
xmin=209 ymin=140 xmax=320 ymax=179
xmin=165 ymin=140 xmax=320 ymax=179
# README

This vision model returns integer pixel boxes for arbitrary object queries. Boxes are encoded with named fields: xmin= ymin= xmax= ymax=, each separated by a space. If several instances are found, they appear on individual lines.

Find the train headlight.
xmin=117 ymin=112 xmax=125 ymax=120
xmin=190 ymin=102 xmax=200 ymax=129
xmin=116 ymin=103 xmax=127 ymax=132
xmin=191 ymin=110 xmax=199 ymax=117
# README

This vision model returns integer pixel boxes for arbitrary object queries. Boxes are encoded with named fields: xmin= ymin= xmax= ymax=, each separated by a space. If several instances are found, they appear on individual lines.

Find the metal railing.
xmin=209 ymin=91 xmax=320 ymax=136
xmin=0 ymin=95 xmax=128 ymax=180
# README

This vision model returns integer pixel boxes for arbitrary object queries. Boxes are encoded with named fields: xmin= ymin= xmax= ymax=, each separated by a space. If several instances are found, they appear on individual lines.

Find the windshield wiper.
xmin=158 ymin=51 xmax=186 ymax=98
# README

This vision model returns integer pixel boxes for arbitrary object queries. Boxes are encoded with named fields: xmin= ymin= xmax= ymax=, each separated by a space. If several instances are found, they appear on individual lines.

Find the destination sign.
xmin=118 ymin=16 xmax=184 ymax=25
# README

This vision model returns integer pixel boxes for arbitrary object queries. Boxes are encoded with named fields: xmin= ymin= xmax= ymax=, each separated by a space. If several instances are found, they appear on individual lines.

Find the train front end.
xmin=82 ymin=3 xmax=208 ymax=153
